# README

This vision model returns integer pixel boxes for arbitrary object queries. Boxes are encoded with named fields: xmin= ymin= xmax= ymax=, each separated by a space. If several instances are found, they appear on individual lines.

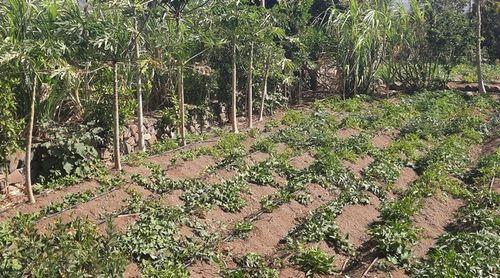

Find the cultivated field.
xmin=1 ymin=91 xmax=498 ymax=277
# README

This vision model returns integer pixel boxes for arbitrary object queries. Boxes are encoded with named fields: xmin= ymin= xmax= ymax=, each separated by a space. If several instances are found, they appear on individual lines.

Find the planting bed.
xmin=1 ymin=91 xmax=499 ymax=277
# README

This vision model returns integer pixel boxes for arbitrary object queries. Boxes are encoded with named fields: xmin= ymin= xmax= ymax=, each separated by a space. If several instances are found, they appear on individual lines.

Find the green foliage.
xmin=132 ymin=164 xmax=182 ymax=194
xmin=181 ymin=177 xmax=248 ymax=213
xmin=288 ymin=189 xmax=366 ymax=255
xmin=467 ymin=151 xmax=500 ymax=187
xmin=148 ymin=139 xmax=179 ymax=156
xmin=370 ymin=218 xmax=419 ymax=266
xmin=291 ymin=247 xmax=335 ymax=277
xmin=413 ymin=231 xmax=499 ymax=277
xmin=32 ymin=174 xmax=83 ymax=194
xmin=251 ymin=138 xmax=276 ymax=154
xmin=35 ymin=121 xmax=104 ymax=183
xmin=41 ymin=190 xmax=94 ymax=216
xmin=121 ymin=203 xmax=185 ymax=261
xmin=225 ymin=253 xmax=278 ymax=278
xmin=387 ymin=0 xmax=472 ymax=90
xmin=247 ymin=160 xmax=276 ymax=186
xmin=451 ymin=63 xmax=500 ymax=83
xmin=364 ymin=155 xmax=402 ymax=184
xmin=327 ymin=0 xmax=393 ymax=97
xmin=0 ymin=215 xmax=127 ymax=277
xmin=234 ymin=221 xmax=253 ymax=239
xmin=458 ymin=190 xmax=500 ymax=232
xmin=0 ymin=83 xmax=22 ymax=166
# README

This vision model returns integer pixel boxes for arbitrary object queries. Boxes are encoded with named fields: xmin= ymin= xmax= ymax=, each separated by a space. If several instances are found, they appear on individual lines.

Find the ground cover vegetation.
xmin=0 ymin=0 xmax=499 ymax=277
xmin=0 ymin=89 xmax=498 ymax=277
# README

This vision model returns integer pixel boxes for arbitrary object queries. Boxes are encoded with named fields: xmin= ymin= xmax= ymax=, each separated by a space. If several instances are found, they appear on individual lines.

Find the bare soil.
xmin=412 ymin=196 xmax=464 ymax=258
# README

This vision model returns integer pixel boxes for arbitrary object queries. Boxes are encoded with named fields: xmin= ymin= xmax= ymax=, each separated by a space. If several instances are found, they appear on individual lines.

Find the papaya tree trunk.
xmin=178 ymin=65 xmax=186 ymax=146
xmin=476 ymin=0 xmax=486 ymax=94
xmin=135 ymin=18 xmax=145 ymax=151
xmin=231 ymin=43 xmax=239 ymax=133
xmin=247 ymin=42 xmax=254 ymax=129
xmin=25 ymin=75 xmax=36 ymax=204
xmin=259 ymin=57 xmax=269 ymax=121
xmin=2 ymin=166 xmax=8 ymax=197
xmin=113 ymin=62 xmax=122 ymax=171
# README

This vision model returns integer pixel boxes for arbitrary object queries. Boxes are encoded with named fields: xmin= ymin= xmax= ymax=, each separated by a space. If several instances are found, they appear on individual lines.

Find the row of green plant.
xmin=412 ymin=151 xmax=499 ymax=277
xmin=370 ymin=139 xmax=476 ymax=267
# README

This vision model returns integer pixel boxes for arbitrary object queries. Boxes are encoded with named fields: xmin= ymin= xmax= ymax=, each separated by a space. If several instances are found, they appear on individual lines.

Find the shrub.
xmin=34 ymin=121 xmax=104 ymax=184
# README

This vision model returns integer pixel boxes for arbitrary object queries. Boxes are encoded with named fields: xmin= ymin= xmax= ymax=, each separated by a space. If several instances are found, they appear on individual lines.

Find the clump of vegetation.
xmin=0 ymin=215 xmax=127 ymax=277
xmin=131 ymin=164 xmax=182 ymax=194
xmin=291 ymin=247 xmax=335 ymax=277
xmin=234 ymin=221 xmax=254 ymax=239
xmin=226 ymin=253 xmax=278 ymax=278
xmin=42 ymin=190 xmax=94 ymax=216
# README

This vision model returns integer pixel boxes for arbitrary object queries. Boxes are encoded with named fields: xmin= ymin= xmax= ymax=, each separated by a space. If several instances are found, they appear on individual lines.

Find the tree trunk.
xmin=25 ymin=75 xmax=36 ymax=204
xmin=178 ymin=65 xmax=186 ymax=146
xmin=261 ymin=0 xmax=265 ymax=8
xmin=298 ymin=68 xmax=303 ymax=104
xmin=135 ymin=18 xmax=145 ymax=152
xmin=476 ymin=0 xmax=486 ymax=94
xmin=113 ymin=62 xmax=122 ymax=171
xmin=2 ymin=166 xmax=8 ymax=197
xmin=259 ymin=59 xmax=269 ymax=121
xmin=247 ymin=43 xmax=254 ymax=129
xmin=231 ymin=43 xmax=239 ymax=133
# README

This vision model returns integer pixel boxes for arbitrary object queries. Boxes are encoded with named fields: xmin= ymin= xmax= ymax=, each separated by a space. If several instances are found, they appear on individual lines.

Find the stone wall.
xmin=0 ymin=151 xmax=27 ymax=195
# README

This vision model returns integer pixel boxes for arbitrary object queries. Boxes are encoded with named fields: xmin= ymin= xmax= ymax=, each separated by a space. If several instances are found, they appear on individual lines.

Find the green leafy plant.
xmin=34 ymin=121 xmax=105 ymax=184
xmin=291 ymin=247 xmax=335 ymax=277
xmin=234 ymin=221 xmax=253 ymax=239
xmin=225 ymin=253 xmax=278 ymax=278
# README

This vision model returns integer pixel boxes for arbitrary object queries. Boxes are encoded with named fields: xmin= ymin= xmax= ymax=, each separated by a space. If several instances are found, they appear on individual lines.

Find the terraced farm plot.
xmin=1 ymin=91 xmax=499 ymax=277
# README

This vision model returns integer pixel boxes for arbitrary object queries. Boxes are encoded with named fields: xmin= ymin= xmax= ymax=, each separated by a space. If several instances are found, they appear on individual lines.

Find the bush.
xmin=34 ymin=121 xmax=104 ymax=183
xmin=0 ymin=215 xmax=127 ymax=277
xmin=387 ymin=0 xmax=473 ymax=91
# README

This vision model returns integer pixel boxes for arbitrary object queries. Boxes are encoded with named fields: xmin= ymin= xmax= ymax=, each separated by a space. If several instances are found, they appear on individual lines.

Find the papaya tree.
xmin=92 ymin=1 xmax=134 ymax=171
xmin=212 ymin=0 xmax=246 ymax=133
xmin=0 ymin=0 xmax=70 ymax=202
xmin=476 ymin=0 xmax=486 ymax=93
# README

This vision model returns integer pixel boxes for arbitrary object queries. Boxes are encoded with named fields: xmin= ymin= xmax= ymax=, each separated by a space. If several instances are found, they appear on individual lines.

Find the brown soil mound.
xmin=372 ymin=134 xmax=393 ymax=149
xmin=393 ymin=167 xmax=418 ymax=193
xmin=336 ymin=193 xmax=381 ymax=248
xmin=343 ymin=156 xmax=375 ymax=178
xmin=336 ymin=128 xmax=361 ymax=139
xmin=290 ymin=153 xmax=315 ymax=170
xmin=412 ymin=196 xmax=464 ymax=258
xmin=0 ymin=180 xmax=100 ymax=222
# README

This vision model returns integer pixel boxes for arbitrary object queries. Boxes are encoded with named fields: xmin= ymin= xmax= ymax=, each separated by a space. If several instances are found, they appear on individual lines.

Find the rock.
xmin=149 ymin=134 xmax=157 ymax=144
xmin=7 ymin=185 xmax=24 ymax=196
xmin=101 ymin=149 xmax=112 ymax=160
xmin=486 ymin=84 xmax=500 ymax=93
xmin=127 ymin=137 xmax=136 ymax=145
xmin=464 ymin=84 xmax=475 ymax=91
xmin=9 ymin=151 xmax=25 ymax=173
xmin=129 ymin=124 xmax=138 ymax=134
xmin=124 ymin=129 xmax=131 ymax=138
xmin=125 ymin=143 xmax=134 ymax=154
xmin=143 ymin=133 xmax=151 ymax=141
xmin=8 ymin=169 xmax=24 ymax=185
